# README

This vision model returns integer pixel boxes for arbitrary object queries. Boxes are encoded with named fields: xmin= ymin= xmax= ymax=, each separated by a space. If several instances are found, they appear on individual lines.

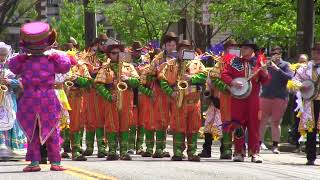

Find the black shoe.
xmin=163 ymin=151 xmax=171 ymax=157
xmin=306 ymin=160 xmax=315 ymax=165
xmin=198 ymin=150 xmax=211 ymax=158
xmin=152 ymin=150 xmax=164 ymax=158
xmin=97 ymin=152 xmax=106 ymax=158
xmin=106 ymin=154 xmax=119 ymax=161
xmin=83 ymin=149 xmax=93 ymax=156
xmin=171 ymin=155 xmax=183 ymax=161
xmin=141 ymin=151 xmax=152 ymax=157
xmin=72 ymin=155 xmax=87 ymax=161
xmin=136 ymin=149 xmax=144 ymax=155
xmin=120 ymin=154 xmax=132 ymax=161
xmin=188 ymin=155 xmax=200 ymax=162
xmin=61 ymin=152 xmax=70 ymax=158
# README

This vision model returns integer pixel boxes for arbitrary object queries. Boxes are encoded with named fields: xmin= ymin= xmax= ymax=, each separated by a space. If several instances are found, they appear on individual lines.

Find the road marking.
xmin=63 ymin=164 xmax=118 ymax=180
xmin=19 ymin=160 xmax=117 ymax=180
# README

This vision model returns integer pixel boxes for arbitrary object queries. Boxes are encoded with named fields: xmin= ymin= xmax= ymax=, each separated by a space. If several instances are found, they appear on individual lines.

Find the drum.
xmin=300 ymin=80 xmax=317 ymax=100
xmin=230 ymin=77 xmax=252 ymax=99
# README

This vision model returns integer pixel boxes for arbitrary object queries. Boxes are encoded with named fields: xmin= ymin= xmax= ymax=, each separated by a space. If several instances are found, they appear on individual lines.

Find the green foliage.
xmin=209 ymin=0 xmax=297 ymax=47
xmin=89 ymin=0 xmax=182 ymax=45
xmin=51 ymin=0 xmax=85 ymax=49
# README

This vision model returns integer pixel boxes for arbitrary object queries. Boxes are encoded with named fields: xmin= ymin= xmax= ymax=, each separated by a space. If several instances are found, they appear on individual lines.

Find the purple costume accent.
xmin=9 ymin=53 xmax=70 ymax=162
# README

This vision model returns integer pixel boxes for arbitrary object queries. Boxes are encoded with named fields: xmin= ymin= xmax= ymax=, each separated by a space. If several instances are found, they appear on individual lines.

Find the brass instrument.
xmin=176 ymin=60 xmax=188 ymax=108
xmin=116 ymin=60 xmax=128 ymax=111
xmin=0 ymin=65 xmax=8 ymax=105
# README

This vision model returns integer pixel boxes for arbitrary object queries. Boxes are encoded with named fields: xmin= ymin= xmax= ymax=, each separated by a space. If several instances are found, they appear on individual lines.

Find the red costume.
xmin=221 ymin=55 xmax=269 ymax=156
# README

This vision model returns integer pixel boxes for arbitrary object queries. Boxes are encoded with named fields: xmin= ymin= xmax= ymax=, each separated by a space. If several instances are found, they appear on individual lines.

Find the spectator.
xmin=259 ymin=46 xmax=294 ymax=154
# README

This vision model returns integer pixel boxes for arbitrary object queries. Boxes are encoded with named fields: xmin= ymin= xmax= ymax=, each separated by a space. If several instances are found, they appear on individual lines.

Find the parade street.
xmin=1 ymin=136 xmax=319 ymax=180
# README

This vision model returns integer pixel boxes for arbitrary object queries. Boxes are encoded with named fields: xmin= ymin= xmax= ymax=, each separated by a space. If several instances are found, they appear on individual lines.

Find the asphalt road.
xmin=1 ymin=136 xmax=320 ymax=180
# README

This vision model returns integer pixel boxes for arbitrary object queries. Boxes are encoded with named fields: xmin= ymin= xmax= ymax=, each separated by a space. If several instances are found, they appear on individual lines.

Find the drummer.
xmin=259 ymin=46 xmax=293 ymax=154
xmin=221 ymin=40 xmax=270 ymax=163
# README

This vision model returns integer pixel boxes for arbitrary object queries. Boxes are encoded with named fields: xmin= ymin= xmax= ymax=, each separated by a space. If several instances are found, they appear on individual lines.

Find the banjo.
xmin=300 ymin=66 xmax=320 ymax=100
xmin=230 ymin=61 xmax=268 ymax=99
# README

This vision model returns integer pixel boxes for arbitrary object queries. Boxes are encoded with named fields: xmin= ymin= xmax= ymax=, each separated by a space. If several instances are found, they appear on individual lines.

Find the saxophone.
xmin=176 ymin=60 xmax=188 ymax=108
xmin=116 ymin=60 xmax=128 ymax=111
xmin=0 ymin=64 xmax=8 ymax=105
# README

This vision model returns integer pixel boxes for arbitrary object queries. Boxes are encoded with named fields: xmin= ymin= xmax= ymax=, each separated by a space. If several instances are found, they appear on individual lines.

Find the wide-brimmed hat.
xmin=312 ymin=42 xmax=320 ymax=51
xmin=177 ymin=40 xmax=192 ymax=50
xmin=239 ymin=40 xmax=257 ymax=51
xmin=132 ymin=41 xmax=143 ymax=51
xmin=106 ymin=38 xmax=124 ymax=53
xmin=20 ymin=21 xmax=56 ymax=54
xmin=223 ymin=39 xmax=238 ymax=49
xmin=162 ymin=32 xmax=178 ymax=44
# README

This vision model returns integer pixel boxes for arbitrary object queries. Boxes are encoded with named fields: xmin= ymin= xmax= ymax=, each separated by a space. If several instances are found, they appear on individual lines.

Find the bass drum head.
xmin=230 ymin=78 xmax=250 ymax=98
xmin=301 ymin=80 xmax=316 ymax=100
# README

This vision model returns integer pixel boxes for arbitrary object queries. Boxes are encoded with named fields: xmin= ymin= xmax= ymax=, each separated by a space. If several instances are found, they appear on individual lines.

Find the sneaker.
xmin=251 ymin=154 xmax=263 ymax=163
xmin=233 ymin=154 xmax=244 ymax=162
xmin=271 ymin=147 xmax=280 ymax=154
xmin=260 ymin=143 xmax=268 ymax=150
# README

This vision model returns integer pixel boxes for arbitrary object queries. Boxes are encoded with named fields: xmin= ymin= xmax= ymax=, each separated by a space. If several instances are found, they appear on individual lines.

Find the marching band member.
xmin=80 ymin=34 xmax=108 ymax=158
xmin=95 ymin=40 xmax=140 ymax=161
xmin=292 ymin=42 xmax=320 ymax=165
xmin=68 ymin=45 xmax=92 ymax=161
xmin=0 ymin=42 xmax=26 ymax=160
xmin=128 ymin=41 xmax=148 ymax=155
xmin=9 ymin=22 xmax=71 ymax=171
xmin=148 ymin=32 xmax=179 ymax=158
xmin=221 ymin=40 xmax=270 ymax=163
xmin=159 ymin=40 xmax=207 ymax=161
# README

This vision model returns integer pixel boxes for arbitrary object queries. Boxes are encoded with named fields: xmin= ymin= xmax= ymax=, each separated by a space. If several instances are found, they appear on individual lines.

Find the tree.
xmin=51 ymin=0 xmax=85 ymax=49
xmin=0 ymin=0 xmax=38 ymax=35
xmin=89 ymin=0 xmax=187 ymax=45
xmin=209 ymin=0 xmax=297 ymax=47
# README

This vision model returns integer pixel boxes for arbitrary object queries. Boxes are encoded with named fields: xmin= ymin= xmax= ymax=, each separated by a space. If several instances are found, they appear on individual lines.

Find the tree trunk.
xmin=83 ymin=0 xmax=96 ymax=48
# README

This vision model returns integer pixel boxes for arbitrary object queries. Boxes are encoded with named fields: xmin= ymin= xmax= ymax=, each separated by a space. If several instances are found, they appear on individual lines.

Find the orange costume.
xmin=78 ymin=50 xmax=106 ymax=157
xmin=147 ymin=51 xmax=173 ymax=158
xmin=158 ymin=57 xmax=207 ymax=161
xmin=95 ymin=58 xmax=140 ymax=160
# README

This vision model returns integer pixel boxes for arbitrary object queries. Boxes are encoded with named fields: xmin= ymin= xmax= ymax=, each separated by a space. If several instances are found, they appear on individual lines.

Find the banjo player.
xmin=220 ymin=40 xmax=270 ymax=163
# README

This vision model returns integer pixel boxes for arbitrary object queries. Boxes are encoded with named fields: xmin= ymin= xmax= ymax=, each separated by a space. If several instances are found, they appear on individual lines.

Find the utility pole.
xmin=296 ymin=0 xmax=314 ymax=57
xmin=83 ymin=0 xmax=97 ymax=48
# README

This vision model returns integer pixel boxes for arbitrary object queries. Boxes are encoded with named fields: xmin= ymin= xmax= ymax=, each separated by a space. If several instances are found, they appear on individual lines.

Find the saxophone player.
xmin=159 ymin=40 xmax=207 ymax=161
xmin=95 ymin=40 xmax=140 ymax=161
xmin=149 ymin=32 xmax=178 ymax=158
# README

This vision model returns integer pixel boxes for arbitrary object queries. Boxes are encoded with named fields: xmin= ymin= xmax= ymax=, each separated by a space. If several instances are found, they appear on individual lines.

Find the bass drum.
xmin=230 ymin=77 xmax=252 ymax=99
xmin=300 ymin=80 xmax=317 ymax=100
